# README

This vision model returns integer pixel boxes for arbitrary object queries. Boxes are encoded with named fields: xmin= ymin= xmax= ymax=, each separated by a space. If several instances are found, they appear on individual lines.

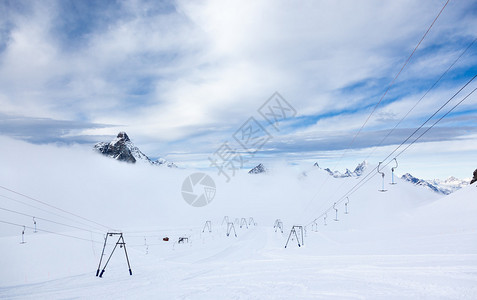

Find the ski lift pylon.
xmin=226 ymin=222 xmax=237 ymax=237
xmin=20 ymin=225 xmax=26 ymax=244
xmin=390 ymin=158 xmax=398 ymax=185
xmin=222 ymin=216 xmax=229 ymax=225
xmin=312 ymin=219 xmax=318 ymax=232
xmin=284 ymin=225 xmax=304 ymax=248
xmin=274 ymin=219 xmax=284 ymax=233
xmin=378 ymin=162 xmax=387 ymax=192
xmin=202 ymin=220 xmax=212 ymax=233
xmin=333 ymin=202 xmax=339 ymax=221
xmin=345 ymin=197 xmax=349 ymax=214
xmin=240 ymin=218 xmax=248 ymax=229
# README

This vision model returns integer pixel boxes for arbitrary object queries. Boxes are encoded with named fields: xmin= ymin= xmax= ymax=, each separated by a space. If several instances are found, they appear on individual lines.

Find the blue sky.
xmin=0 ymin=0 xmax=476 ymax=179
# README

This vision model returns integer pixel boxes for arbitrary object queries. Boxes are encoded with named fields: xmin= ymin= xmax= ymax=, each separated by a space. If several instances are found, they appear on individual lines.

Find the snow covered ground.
xmin=1 ymin=137 xmax=476 ymax=299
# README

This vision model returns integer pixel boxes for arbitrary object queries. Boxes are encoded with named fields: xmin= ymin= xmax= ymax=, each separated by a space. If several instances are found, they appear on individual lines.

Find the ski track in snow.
xmin=1 ymin=227 xmax=477 ymax=299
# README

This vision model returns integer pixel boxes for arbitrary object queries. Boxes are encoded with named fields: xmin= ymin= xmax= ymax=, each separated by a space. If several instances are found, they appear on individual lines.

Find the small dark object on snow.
xmin=178 ymin=237 xmax=188 ymax=244
xmin=163 ymin=237 xmax=169 ymax=241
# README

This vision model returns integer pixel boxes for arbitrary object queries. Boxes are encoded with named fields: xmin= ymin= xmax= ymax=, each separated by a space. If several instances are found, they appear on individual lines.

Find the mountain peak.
xmin=325 ymin=161 xmax=368 ymax=178
xmin=93 ymin=132 xmax=177 ymax=168
xmin=116 ymin=131 xmax=130 ymax=142
xmin=401 ymin=173 xmax=468 ymax=195
xmin=249 ymin=163 xmax=267 ymax=174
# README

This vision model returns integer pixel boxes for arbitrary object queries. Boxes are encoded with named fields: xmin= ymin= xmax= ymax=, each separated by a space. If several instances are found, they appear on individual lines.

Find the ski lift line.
xmin=309 ymin=73 xmax=477 ymax=216
xmin=300 ymin=38 xmax=475 ymax=223
xmin=0 ymin=193 xmax=105 ymax=232
xmin=376 ymin=74 xmax=477 ymax=169
xmin=0 ymin=219 xmax=104 ymax=244
xmin=305 ymin=170 xmax=380 ymax=227
xmin=322 ymin=0 xmax=450 ymax=175
xmin=363 ymin=37 xmax=477 ymax=162
xmin=122 ymin=226 xmax=203 ymax=235
xmin=305 ymin=81 xmax=474 ymax=224
xmin=0 ymin=185 xmax=114 ymax=231
xmin=307 ymin=79 xmax=475 ymax=228
xmin=393 ymin=86 xmax=477 ymax=160
xmin=299 ymin=1 xmax=453 ymax=221
xmin=0 ymin=206 xmax=104 ymax=235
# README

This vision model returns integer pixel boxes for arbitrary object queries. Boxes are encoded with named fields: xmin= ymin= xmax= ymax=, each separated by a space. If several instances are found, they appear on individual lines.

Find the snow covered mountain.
xmin=248 ymin=163 xmax=267 ymax=174
xmin=401 ymin=173 xmax=469 ymax=195
xmin=2 ymin=137 xmax=477 ymax=298
xmin=93 ymin=132 xmax=177 ymax=168
xmin=324 ymin=161 xmax=368 ymax=178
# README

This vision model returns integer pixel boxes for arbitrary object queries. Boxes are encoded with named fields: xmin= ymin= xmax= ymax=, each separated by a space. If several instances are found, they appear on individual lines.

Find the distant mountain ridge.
xmin=93 ymin=132 xmax=177 ymax=168
xmin=401 ymin=173 xmax=469 ymax=195
xmin=324 ymin=161 xmax=368 ymax=178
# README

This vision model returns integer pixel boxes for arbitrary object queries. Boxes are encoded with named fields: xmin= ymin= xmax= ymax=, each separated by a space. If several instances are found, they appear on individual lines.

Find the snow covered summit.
xmin=93 ymin=132 xmax=177 ymax=167
xmin=401 ymin=173 xmax=468 ymax=195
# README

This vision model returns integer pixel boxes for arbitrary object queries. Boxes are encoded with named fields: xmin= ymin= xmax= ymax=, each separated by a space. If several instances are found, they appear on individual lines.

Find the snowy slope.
xmin=1 ymin=137 xmax=476 ymax=299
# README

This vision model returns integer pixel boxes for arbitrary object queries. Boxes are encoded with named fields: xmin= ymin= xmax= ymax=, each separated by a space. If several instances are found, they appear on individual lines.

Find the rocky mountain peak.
xmin=402 ymin=173 xmax=469 ymax=195
xmin=116 ymin=131 xmax=130 ymax=142
xmin=93 ymin=132 xmax=177 ymax=168
xmin=325 ymin=161 xmax=368 ymax=178
xmin=471 ymin=169 xmax=477 ymax=185
xmin=249 ymin=163 xmax=267 ymax=174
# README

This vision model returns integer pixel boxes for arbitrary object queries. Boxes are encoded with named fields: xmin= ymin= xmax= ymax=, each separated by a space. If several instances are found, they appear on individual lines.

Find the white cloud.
xmin=0 ymin=0 xmax=476 ymax=176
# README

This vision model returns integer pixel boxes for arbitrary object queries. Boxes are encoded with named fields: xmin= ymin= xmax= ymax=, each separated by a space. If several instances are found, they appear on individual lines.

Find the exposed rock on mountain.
xmin=93 ymin=132 xmax=177 ymax=168
xmin=324 ymin=161 xmax=368 ymax=178
xmin=401 ymin=173 xmax=469 ymax=195
xmin=471 ymin=169 xmax=477 ymax=185
xmin=248 ymin=163 xmax=267 ymax=174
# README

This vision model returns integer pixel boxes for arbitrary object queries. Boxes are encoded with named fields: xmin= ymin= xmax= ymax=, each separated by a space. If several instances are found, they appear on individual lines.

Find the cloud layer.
xmin=0 ymin=0 xmax=476 ymax=177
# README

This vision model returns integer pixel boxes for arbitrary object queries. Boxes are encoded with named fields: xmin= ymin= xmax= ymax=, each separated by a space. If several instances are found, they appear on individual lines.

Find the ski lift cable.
xmin=392 ymin=86 xmax=477 ymax=160
xmin=0 ymin=219 xmax=104 ymax=244
xmin=0 ymin=193 xmax=105 ymax=232
xmin=375 ymin=74 xmax=477 ymax=169
xmin=304 ymin=82 xmax=477 ymax=227
xmin=0 ymin=206 xmax=104 ymax=235
xmin=362 ymin=37 xmax=476 ymax=162
xmin=298 ymin=2 xmax=451 ymax=220
xmin=337 ymin=0 xmax=450 ymax=159
xmin=301 ymin=39 xmax=477 ymax=222
xmin=0 ymin=185 xmax=114 ymax=231
xmin=317 ymin=0 xmax=451 ymax=181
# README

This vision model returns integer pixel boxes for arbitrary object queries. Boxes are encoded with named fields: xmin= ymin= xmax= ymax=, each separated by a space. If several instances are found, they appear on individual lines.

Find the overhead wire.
xmin=0 ymin=185 xmax=115 ymax=231
xmin=0 ymin=206 xmax=104 ymax=235
xmin=0 ymin=219 xmax=103 ymax=244
xmin=0 ymin=193 xmax=105 ymax=232
xmin=304 ymin=77 xmax=477 ymax=227
xmin=299 ymin=0 xmax=451 ymax=218
xmin=363 ymin=38 xmax=477 ymax=162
